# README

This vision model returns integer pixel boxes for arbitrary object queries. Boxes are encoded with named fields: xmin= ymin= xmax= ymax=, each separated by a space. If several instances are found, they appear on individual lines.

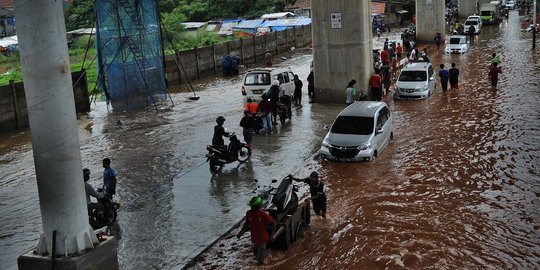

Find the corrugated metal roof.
xmin=260 ymin=17 xmax=311 ymax=27
xmin=261 ymin=12 xmax=295 ymax=20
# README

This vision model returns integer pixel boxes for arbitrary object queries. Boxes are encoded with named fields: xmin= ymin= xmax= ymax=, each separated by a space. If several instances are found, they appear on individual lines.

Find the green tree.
xmin=65 ymin=0 xmax=95 ymax=31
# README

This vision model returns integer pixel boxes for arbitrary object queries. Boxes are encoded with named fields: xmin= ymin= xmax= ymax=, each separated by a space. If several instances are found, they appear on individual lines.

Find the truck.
xmin=480 ymin=1 xmax=501 ymax=24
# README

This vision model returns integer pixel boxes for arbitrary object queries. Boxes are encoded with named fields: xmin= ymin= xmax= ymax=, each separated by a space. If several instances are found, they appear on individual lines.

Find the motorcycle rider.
xmin=292 ymin=171 xmax=327 ymax=219
xmin=237 ymin=196 xmax=277 ymax=265
xmin=212 ymin=116 xmax=231 ymax=150
xmin=83 ymin=168 xmax=104 ymax=217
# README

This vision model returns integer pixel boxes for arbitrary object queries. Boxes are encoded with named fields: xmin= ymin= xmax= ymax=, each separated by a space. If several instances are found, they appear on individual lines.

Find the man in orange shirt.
xmin=244 ymin=98 xmax=258 ymax=115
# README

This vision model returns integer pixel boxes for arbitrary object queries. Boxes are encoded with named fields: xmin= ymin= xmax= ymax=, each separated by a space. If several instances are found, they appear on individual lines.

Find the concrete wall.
xmin=0 ymin=70 xmax=90 ymax=135
xmin=164 ymin=25 xmax=312 ymax=84
xmin=459 ymin=0 xmax=478 ymax=19
xmin=311 ymin=0 xmax=372 ymax=104
xmin=416 ymin=0 xmax=446 ymax=43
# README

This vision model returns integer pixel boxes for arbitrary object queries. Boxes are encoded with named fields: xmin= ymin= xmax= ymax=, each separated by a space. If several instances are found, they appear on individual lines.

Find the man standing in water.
xmin=293 ymin=171 xmax=327 ymax=219
xmin=102 ymin=158 xmax=117 ymax=198
xmin=439 ymin=64 xmax=449 ymax=92
xmin=488 ymin=62 xmax=502 ymax=90
xmin=237 ymin=196 xmax=276 ymax=265
xmin=449 ymin=63 xmax=460 ymax=90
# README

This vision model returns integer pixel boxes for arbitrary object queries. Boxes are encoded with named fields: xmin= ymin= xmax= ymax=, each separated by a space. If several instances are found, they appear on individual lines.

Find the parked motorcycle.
xmin=206 ymin=132 xmax=251 ymax=172
xmin=89 ymin=192 xmax=120 ymax=230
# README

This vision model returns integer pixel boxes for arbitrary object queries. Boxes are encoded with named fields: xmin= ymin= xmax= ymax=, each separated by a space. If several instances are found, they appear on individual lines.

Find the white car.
xmin=444 ymin=35 xmax=470 ymax=54
xmin=505 ymin=1 xmax=515 ymax=9
xmin=467 ymin=15 xmax=483 ymax=27
xmin=241 ymin=67 xmax=295 ymax=104
xmin=463 ymin=19 xmax=481 ymax=34
xmin=320 ymin=101 xmax=394 ymax=162
xmin=393 ymin=62 xmax=436 ymax=100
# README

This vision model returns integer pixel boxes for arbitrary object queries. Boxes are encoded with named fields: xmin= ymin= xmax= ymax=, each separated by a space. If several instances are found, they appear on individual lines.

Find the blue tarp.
xmin=259 ymin=17 xmax=311 ymax=28
xmin=233 ymin=19 xmax=265 ymax=30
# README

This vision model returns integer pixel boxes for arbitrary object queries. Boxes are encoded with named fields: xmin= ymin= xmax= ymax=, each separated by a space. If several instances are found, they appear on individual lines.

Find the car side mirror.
xmin=324 ymin=125 xmax=329 ymax=131
xmin=376 ymin=128 xmax=384 ymax=135
xmin=429 ymin=77 xmax=434 ymax=81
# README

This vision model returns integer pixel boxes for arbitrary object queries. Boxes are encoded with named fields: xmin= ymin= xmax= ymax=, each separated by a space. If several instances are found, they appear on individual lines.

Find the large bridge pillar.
xmin=416 ymin=0 xmax=446 ymax=44
xmin=459 ymin=0 xmax=478 ymax=19
xmin=311 ymin=0 xmax=372 ymax=103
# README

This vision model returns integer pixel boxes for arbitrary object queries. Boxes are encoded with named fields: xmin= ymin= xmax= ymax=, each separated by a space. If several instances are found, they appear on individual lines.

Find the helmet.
xmin=216 ymin=116 xmax=225 ymax=125
xmin=249 ymin=196 xmax=262 ymax=207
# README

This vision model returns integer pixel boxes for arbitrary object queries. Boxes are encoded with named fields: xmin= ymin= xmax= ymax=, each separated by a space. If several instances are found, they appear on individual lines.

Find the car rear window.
xmin=465 ymin=20 xmax=478 ymax=25
xmin=399 ymin=70 xmax=427 ymax=82
xmin=331 ymin=116 xmax=374 ymax=135
xmin=245 ymin=73 xmax=271 ymax=85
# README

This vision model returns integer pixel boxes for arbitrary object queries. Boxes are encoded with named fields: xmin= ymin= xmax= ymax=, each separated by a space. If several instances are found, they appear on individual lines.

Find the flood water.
xmin=192 ymin=11 xmax=540 ymax=269
xmin=1 ymin=10 xmax=539 ymax=270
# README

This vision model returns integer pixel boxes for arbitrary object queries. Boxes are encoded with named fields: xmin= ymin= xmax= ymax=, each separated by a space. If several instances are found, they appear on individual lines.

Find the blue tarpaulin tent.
xmin=260 ymin=17 xmax=311 ymax=31
xmin=232 ymin=19 xmax=265 ymax=37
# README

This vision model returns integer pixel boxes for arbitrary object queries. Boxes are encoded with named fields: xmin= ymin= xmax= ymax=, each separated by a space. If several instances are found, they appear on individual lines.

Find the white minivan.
xmin=394 ymin=62 xmax=436 ymax=100
xmin=320 ymin=101 xmax=394 ymax=162
xmin=241 ymin=67 xmax=295 ymax=104
xmin=463 ymin=19 xmax=481 ymax=34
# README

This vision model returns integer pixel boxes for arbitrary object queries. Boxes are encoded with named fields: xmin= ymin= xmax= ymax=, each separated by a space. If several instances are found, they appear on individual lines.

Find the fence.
xmin=0 ymin=70 xmax=90 ymax=134
xmin=165 ymin=25 xmax=312 ymax=83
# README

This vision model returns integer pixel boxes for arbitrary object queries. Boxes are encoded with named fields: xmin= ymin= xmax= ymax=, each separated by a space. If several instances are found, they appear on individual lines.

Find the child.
xmin=292 ymin=171 xmax=327 ymax=219
xmin=239 ymin=110 xmax=256 ymax=149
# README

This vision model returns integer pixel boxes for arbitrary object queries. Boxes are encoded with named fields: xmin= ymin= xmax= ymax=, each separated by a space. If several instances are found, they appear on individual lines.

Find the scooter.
xmin=255 ymin=175 xmax=299 ymax=222
xmin=89 ymin=191 xmax=120 ymax=230
xmin=206 ymin=132 xmax=252 ymax=172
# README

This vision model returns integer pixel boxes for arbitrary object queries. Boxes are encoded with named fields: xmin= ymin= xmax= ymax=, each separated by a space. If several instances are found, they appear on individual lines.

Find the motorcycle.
xmin=89 ymin=191 xmax=120 ymax=230
xmin=206 ymin=132 xmax=252 ymax=172
xmin=255 ymin=175 xmax=299 ymax=223
xmin=277 ymin=95 xmax=292 ymax=125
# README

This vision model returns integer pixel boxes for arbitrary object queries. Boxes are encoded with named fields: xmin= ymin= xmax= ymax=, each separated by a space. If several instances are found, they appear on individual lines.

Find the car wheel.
xmin=369 ymin=151 xmax=377 ymax=162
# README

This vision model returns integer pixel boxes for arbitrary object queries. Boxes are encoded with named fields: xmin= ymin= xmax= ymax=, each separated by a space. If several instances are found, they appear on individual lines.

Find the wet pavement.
xmin=1 ymin=10 xmax=539 ymax=270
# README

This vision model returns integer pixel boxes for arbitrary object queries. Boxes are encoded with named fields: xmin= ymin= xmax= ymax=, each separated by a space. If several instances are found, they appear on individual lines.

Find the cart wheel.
xmin=303 ymin=202 xmax=311 ymax=225
xmin=294 ymin=220 xmax=308 ymax=241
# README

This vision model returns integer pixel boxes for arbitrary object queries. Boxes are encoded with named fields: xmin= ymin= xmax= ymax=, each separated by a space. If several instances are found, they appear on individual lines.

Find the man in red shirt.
xmin=380 ymin=47 xmax=389 ymax=65
xmin=488 ymin=63 xmax=502 ymax=90
xmin=370 ymin=69 xmax=383 ymax=101
xmin=237 ymin=196 xmax=276 ymax=265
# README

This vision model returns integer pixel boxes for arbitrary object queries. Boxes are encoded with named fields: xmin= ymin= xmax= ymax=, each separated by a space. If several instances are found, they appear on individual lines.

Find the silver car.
xmin=394 ymin=62 xmax=436 ymax=100
xmin=320 ymin=101 xmax=394 ymax=162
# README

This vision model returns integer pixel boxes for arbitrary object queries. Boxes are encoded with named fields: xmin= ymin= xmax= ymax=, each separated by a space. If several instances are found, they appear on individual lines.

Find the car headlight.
xmin=357 ymin=144 xmax=370 ymax=151
xmin=322 ymin=139 xmax=331 ymax=148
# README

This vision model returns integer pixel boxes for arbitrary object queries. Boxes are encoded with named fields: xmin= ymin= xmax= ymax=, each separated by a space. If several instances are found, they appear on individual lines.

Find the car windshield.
xmin=480 ymin=11 xmax=491 ymax=16
xmin=244 ymin=73 xmax=271 ymax=85
xmin=331 ymin=116 xmax=374 ymax=135
xmin=465 ymin=20 xmax=478 ymax=25
xmin=398 ymin=70 xmax=427 ymax=82
xmin=449 ymin=37 xmax=463 ymax=44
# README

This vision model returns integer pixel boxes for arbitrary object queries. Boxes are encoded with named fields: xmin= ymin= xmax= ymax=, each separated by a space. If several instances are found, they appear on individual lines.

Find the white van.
xmin=320 ymin=101 xmax=394 ymax=162
xmin=241 ymin=67 xmax=296 ymax=103
xmin=463 ymin=19 xmax=481 ymax=34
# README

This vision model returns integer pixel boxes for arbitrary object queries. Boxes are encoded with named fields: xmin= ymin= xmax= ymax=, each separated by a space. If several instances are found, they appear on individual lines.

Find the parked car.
xmin=463 ymin=19 xmax=481 ymax=34
xmin=444 ymin=35 xmax=470 ymax=54
xmin=241 ymin=67 xmax=295 ymax=104
xmin=393 ymin=62 xmax=436 ymax=100
xmin=467 ymin=15 xmax=483 ymax=27
xmin=320 ymin=101 xmax=394 ymax=162
xmin=505 ymin=1 xmax=515 ymax=9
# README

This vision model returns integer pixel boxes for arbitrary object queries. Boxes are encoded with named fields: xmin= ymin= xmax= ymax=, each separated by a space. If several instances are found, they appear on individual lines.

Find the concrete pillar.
xmin=459 ymin=0 xmax=478 ymax=19
xmin=416 ymin=0 xmax=446 ymax=43
xmin=311 ymin=0 xmax=372 ymax=103
xmin=14 ymin=0 xmax=103 ymax=261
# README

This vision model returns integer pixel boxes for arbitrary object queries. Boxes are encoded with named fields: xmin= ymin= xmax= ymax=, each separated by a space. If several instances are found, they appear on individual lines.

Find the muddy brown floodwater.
xmin=192 ymin=11 xmax=539 ymax=270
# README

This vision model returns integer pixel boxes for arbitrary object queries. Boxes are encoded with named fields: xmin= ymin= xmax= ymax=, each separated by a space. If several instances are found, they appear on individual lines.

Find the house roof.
xmin=261 ymin=12 xmax=295 ymax=20
xmin=0 ymin=0 xmax=13 ymax=17
xmin=234 ymin=19 xmax=265 ymax=29
xmin=181 ymin=22 xmax=206 ymax=30
xmin=260 ymin=17 xmax=311 ymax=27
